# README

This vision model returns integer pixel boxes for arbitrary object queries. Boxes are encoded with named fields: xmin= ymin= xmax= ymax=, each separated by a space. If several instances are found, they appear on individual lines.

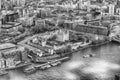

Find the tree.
xmin=110 ymin=16 xmax=116 ymax=20
xmin=97 ymin=0 xmax=103 ymax=3
xmin=31 ymin=25 xmax=45 ymax=34
xmin=92 ymin=12 xmax=101 ymax=18
xmin=18 ymin=26 xmax=25 ymax=33
xmin=82 ymin=16 xmax=89 ymax=21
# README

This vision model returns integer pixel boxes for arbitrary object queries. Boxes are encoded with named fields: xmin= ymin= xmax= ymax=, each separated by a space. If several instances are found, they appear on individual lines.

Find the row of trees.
xmin=30 ymin=23 xmax=58 ymax=34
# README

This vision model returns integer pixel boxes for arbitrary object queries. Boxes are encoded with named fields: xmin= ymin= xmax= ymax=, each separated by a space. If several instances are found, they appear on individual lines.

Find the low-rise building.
xmin=18 ymin=16 xmax=34 ymax=27
xmin=85 ymin=19 xmax=101 ymax=26
xmin=35 ymin=18 xmax=45 ymax=27
xmin=6 ymin=58 xmax=15 ymax=68
xmin=62 ymin=21 xmax=109 ymax=36
xmin=2 ymin=12 xmax=19 ymax=24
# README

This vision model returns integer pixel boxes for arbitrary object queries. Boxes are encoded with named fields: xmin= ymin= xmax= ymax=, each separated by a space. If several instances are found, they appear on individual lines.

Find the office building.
xmin=109 ymin=4 xmax=115 ymax=15
xmin=0 ymin=0 xmax=1 ymax=9
xmin=35 ymin=19 xmax=45 ymax=27
xmin=77 ymin=0 xmax=83 ymax=9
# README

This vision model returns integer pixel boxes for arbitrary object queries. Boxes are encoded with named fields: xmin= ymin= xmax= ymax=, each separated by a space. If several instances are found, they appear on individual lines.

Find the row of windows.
xmin=73 ymin=25 xmax=108 ymax=36
xmin=102 ymin=15 xmax=120 ymax=20
xmin=60 ymin=22 xmax=108 ymax=36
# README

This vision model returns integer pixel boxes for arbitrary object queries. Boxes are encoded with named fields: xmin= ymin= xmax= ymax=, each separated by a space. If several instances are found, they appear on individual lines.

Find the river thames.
xmin=1 ymin=42 xmax=120 ymax=80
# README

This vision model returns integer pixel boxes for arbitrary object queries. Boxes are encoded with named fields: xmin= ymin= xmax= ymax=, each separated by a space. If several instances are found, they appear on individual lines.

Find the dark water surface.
xmin=1 ymin=42 xmax=120 ymax=80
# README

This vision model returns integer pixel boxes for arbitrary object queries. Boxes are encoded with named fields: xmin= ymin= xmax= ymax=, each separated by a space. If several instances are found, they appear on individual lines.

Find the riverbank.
xmin=71 ymin=40 xmax=111 ymax=53
xmin=0 ymin=42 xmax=120 ymax=80
xmin=25 ymin=42 xmax=120 ymax=80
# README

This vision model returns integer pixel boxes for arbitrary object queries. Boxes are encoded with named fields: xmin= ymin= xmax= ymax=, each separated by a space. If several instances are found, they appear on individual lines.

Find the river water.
xmin=1 ymin=42 xmax=120 ymax=80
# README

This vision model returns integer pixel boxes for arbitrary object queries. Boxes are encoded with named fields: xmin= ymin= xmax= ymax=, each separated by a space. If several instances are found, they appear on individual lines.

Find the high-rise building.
xmin=0 ymin=16 xmax=2 ymax=29
xmin=23 ymin=9 xmax=27 ymax=17
xmin=0 ymin=0 xmax=1 ymax=9
xmin=77 ymin=0 xmax=83 ymax=9
xmin=17 ymin=0 xmax=20 ymax=6
xmin=109 ymin=4 xmax=115 ymax=15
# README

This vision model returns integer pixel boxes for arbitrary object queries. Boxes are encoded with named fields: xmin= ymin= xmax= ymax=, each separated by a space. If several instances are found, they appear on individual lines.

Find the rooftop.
xmin=0 ymin=43 xmax=16 ymax=51
xmin=3 ymin=46 xmax=25 ymax=56
xmin=2 ymin=22 xmax=21 ymax=29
